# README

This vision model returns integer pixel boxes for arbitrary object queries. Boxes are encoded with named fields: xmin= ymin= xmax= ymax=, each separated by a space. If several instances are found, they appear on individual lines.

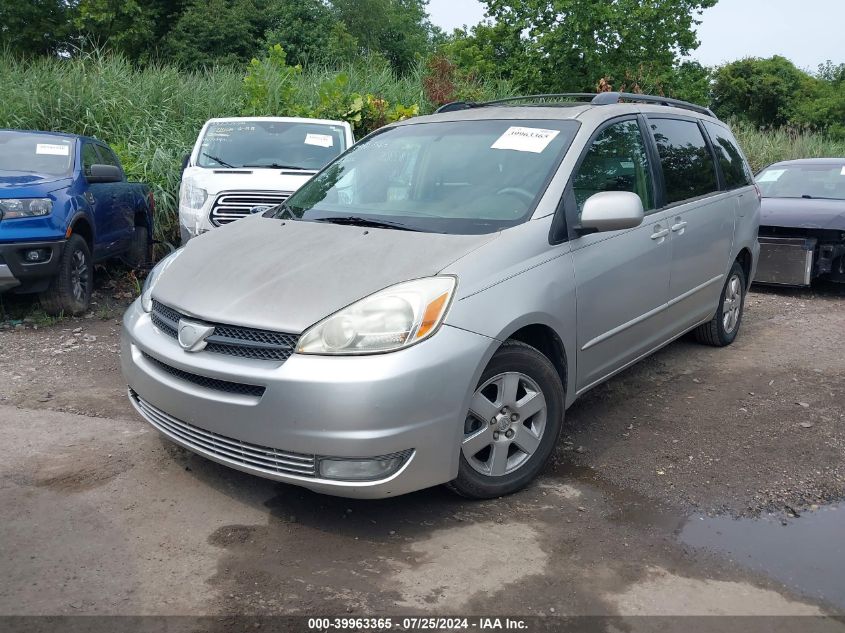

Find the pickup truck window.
xmin=197 ymin=120 xmax=346 ymax=171
xmin=82 ymin=142 xmax=100 ymax=177
xmin=0 ymin=131 xmax=75 ymax=177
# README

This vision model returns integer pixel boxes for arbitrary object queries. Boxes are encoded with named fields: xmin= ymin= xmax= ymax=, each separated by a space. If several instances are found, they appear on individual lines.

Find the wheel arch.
xmin=68 ymin=214 xmax=94 ymax=253
xmin=500 ymin=323 xmax=569 ymax=397
xmin=736 ymin=247 xmax=753 ymax=287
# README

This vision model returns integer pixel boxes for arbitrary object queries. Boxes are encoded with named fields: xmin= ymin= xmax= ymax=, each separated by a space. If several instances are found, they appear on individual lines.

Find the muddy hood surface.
xmin=153 ymin=214 xmax=497 ymax=333
xmin=761 ymin=197 xmax=845 ymax=231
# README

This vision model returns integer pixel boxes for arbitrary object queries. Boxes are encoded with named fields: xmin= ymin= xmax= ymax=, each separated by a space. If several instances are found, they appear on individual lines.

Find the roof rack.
xmin=435 ymin=92 xmax=716 ymax=118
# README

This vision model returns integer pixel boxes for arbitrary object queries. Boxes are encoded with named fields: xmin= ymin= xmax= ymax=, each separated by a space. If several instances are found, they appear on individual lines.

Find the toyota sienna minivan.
xmin=122 ymin=92 xmax=760 ymax=499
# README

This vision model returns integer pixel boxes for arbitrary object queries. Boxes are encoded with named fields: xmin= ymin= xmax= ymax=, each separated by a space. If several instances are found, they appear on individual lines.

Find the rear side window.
xmin=649 ymin=118 xmax=718 ymax=204
xmin=572 ymin=119 xmax=655 ymax=214
xmin=704 ymin=122 xmax=753 ymax=189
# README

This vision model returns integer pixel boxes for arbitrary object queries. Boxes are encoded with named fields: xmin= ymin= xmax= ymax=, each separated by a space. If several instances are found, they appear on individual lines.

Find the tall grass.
xmin=0 ymin=51 xmax=505 ymax=244
xmin=2 ymin=51 xmax=842 ymax=245
xmin=730 ymin=119 xmax=845 ymax=172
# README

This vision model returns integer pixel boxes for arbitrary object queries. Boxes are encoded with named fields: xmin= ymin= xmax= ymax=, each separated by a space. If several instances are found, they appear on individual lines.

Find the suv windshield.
xmin=284 ymin=119 xmax=579 ymax=234
xmin=757 ymin=163 xmax=845 ymax=200
xmin=197 ymin=120 xmax=346 ymax=170
xmin=0 ymin=131 xmax=74 ymax=177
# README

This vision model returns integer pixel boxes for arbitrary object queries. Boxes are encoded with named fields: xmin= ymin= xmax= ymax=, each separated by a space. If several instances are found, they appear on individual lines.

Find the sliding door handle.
xmin=650 ymin=227 xmax=670 ymax=240
xmin=671 ymin=221 xmax=688 ymax=232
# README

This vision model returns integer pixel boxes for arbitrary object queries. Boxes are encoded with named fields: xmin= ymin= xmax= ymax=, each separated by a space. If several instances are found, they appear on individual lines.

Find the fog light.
xmin=24 ymin=248 xmax=49 ymax=262
xmin=318 ymin=450 xmax=412 ymax=481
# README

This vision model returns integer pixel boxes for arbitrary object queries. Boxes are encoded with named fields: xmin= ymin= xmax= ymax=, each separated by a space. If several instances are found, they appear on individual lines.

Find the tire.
xmin=694 ymin=261 xmax=746 ymax=347
xmin=39 ymin=234 xmax=93 ymax=316
xmin=447 ymin=340 xmax=565 ymax=499
xmin=125 ymin=224 xmax=151 ymax=269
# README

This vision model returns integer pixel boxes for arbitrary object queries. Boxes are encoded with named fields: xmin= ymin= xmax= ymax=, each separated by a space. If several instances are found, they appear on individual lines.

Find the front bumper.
xmin=0 ymin=239 xmax=65 ymax=293
xmin=120 ymin=300 xmax=494 ymax=498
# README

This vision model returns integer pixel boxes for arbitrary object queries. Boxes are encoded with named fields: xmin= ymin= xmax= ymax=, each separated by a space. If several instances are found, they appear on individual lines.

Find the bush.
xmin=729 ymin=119 xmax=845 ymax=173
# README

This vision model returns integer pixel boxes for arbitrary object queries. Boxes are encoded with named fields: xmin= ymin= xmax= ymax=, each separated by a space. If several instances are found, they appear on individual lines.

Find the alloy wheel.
xmin=70 ymin=249 xmax=89 ymax=303
xmin=462 ymin=372 xmax=547 ymax=477
xmin=722 ymin=273 xmax=742 ymax=334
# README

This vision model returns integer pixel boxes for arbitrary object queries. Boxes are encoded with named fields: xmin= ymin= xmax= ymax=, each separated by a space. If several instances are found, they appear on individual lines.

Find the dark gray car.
xmin=121 ymin=93 xmax=760 ymax=499
xmin=755 ymin=158 xmax=845 ymax=285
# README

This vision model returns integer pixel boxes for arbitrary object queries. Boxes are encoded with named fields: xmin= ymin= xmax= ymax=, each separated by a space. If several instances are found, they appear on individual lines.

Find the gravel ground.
xmin=1 ymin=280 xmax=844 ymax=619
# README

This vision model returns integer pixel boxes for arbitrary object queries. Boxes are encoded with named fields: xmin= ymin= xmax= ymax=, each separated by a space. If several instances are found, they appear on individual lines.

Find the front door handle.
xmin=671 ymin=221 xmax=688 ymax=232
xmin=650 ymin=227 xmax=669 ymax=240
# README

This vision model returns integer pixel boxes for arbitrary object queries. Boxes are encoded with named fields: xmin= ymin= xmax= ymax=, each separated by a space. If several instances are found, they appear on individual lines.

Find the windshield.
xmin=196 ymin=120 xmax=346 ymax=170
xmin=283 ymin=119 xmax=579 ymax=234
xmin=757 ymin=163 xmax=845 ymax=200
xmin=0 ymin=131 xmax=74 ymax=177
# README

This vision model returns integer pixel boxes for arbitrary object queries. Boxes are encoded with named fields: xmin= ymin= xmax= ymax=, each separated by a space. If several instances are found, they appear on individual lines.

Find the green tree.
xmin=74 ymin=0 xmax=186 ymax=61
xmin=711 ymin=56 xmax=808 ymax=128
xmin=332 ymin=0 xmax=436 ymax=73
xmin=262 ymin=0 xmax=340 ymax=66
xmin=163 ymin=0 xmax=265 ymax=68
xmin=444 ymin=0 xmax=716 ymax=94
xmin=0 ymin=0 xmax=74 ymax=57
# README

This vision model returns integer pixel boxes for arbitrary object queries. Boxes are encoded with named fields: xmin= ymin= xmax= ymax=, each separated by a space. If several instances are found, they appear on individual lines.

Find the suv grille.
xmin=142 ymin=352 xmax=265 ymax=398
xmin=151 ymin=300 xmax=297 ymax=362
xmin=130 ymin=391 xmax=317 ymax=477
xmin=209 ymin=191 xmax=292 ymax=226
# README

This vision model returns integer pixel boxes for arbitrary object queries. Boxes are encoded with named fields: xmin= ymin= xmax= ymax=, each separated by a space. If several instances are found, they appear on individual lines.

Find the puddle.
xmin=680 ymin=503 xmax=845 ymax=610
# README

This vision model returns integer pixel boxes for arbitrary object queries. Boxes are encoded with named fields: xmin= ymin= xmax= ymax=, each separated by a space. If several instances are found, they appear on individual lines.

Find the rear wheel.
xmin=694 ymin=261 xmax=746 ymax=346
xmin=39 ymin=234 xmax=93 ymax=316
xmin=447 ymin=340 xmax=564 ymax=499
xmin=125 ymin=224 xmax=151 ymax=269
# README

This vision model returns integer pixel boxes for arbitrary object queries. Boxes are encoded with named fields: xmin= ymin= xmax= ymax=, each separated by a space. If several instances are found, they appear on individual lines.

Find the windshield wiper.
xmin=241 ymin=163 xmax=315 ymax=171
xmin=312 ymin=215 xmax=419 ymax=231
xmin=202 ymin=152 xmax=235 ymax=168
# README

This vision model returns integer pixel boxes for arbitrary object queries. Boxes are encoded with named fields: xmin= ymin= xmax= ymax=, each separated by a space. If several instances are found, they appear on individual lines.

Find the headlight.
xmin=0 ymin=198 xmax=52 ymax=219
xmin=141 ymin=249 xmax=184 ymax=312
xmin=179 ymin=182 xmax=207 ymax=210
xmin=297 ymin=276 xmax=456 ymax=355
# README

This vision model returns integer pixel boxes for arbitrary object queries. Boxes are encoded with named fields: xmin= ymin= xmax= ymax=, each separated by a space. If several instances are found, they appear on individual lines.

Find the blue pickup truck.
xmin=0 ymin=130 xmax=153 ymax=315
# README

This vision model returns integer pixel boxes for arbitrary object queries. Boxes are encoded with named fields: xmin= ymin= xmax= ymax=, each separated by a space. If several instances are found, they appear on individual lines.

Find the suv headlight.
xmin=141 ymin=249 xmax=183 ymax=312
xmin=0 ymin=198 xmax=52 ymax=219
xmin=179 ymin=182 xmax=207 ymax=210
xmin=297 ymin=276 xmax=456 ymax=355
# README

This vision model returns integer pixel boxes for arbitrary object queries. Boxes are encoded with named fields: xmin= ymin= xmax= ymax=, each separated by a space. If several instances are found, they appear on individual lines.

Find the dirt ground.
xmin=1 ymin=282 xmax=844 ymax=622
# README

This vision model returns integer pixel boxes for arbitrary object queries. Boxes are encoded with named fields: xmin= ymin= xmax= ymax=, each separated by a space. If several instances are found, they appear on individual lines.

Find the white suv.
xmin=178 ymin=117 xmax=354 ymax=243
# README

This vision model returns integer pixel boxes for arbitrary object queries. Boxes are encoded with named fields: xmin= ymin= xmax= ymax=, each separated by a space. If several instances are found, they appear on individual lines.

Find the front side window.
xmin=81 ymin=143 xmax=100 ymax=177
xmin=649 ymin=118 xmax=718 ymax=204
xmin=283 ymin=119 xmax=579 ymax=234
xmin=704 ymin=122 xmax=752 ymax=189
xmin=95 ymin=145 xmax=122 ymax=172
xmin=0 ymin=132 xmax=75 ymax=177
xmin=197 ymin=120 xmax=347 ymax=170
xmin=757 ymin=163 xmax=845 ymax=200
xmin=572 ymin=119 xmax=655 ymax=214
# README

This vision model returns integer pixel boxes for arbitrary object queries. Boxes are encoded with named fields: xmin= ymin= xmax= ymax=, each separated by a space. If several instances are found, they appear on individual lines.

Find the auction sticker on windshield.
xmin=491 ymin=126 xmax=560 ymax=153
xmin=35 ymin=143 xmax=70 ymax=156
xmin=305 ymin=133 xmax=334 ymax=148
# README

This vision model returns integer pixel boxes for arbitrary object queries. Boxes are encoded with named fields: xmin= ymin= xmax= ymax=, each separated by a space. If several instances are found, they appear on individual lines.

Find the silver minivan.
xmin=121 ymin=93 xmax=760 ymax=499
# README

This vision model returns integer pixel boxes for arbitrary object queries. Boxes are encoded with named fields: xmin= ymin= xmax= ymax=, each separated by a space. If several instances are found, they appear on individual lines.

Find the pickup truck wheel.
xmin=446 ymin=340 xmax=564 ymax=499
xmin=39 ymin=234 xmax=93 ymax=316
xmin=694 ymin=261 xmax=746 ymax=347
xmin=125 ymin=225 xmax=151 ymax=269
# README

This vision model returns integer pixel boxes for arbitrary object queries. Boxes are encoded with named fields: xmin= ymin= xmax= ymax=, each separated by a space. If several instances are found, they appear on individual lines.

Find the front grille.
xmin=142 ymin=351 xmax=265 ymax=398
xmin=209 ymin=190 xmax=293 ymax=227
xmin=150 ymin=300 xmax=297 ymax=362
xmin=131 ymin=392 xmax=317 ymax=477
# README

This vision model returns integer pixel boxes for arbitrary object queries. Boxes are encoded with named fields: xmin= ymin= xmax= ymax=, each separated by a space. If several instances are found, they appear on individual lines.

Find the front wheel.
xmin=694 ymin=261 xmax=746 ymax=346
xmin=447 ymin=340 xmax=565 ymax=499
xmin=39 ymin=233 xmax=93 ymax=316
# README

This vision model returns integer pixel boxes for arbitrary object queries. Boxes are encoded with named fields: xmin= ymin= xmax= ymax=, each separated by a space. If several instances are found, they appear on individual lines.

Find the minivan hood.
xmin=761 ymin=197 xmax=845 ymax=231
xmin=183 ymin=166 xmax=314 ymax=196
xmin=153 ymin=215 xmax=497 ymax=333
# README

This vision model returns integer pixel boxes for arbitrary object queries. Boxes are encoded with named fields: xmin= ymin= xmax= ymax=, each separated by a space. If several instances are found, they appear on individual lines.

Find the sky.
xmin=426 ymin=0 xmax=845 ymax=72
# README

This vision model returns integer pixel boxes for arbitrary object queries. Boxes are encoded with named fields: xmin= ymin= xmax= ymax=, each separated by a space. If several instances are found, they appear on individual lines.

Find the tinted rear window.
xmin=704 ymin=122 xmax=752 ymax=189
xmin=649 ymin=118 xmax=718 ymax=204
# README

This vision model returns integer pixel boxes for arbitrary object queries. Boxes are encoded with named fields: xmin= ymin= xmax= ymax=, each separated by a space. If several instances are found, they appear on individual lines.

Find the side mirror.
xmin=580 ymin=191 xmax=644 ymax=232
xmin=87 ymin=164 xmax=123 ymax=184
